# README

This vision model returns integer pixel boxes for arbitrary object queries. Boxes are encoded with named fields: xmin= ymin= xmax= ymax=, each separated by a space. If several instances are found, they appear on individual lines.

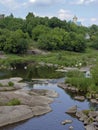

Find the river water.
xmin=2 ymin=79 xmax=92 ymax=130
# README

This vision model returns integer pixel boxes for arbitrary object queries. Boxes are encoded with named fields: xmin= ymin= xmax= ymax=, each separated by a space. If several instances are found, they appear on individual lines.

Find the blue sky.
xmin=0 ymin=0 xmax=98 ymax=26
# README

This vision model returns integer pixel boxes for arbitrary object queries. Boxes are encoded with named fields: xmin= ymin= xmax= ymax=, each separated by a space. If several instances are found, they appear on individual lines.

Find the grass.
xmin=6 ymin=98 xmax=21 ymax=106
xmin=0 ymin=48 xmax=98 ymax=68
xmin=8 ymin=81 xmax=14 ymax=87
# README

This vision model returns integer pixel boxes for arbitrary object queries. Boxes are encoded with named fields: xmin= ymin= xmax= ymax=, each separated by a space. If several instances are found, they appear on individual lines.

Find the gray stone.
xmin=61 ymin=119 xmax=73 ymax=125
xmin=66 ymin=105 xmax=77 ymax=114
xmin=69 ymin=126 xmax=74 ymax=130
xmin=74 ymin=96 xmax=85 ymax=101
xmin=85 ymin=125 xmax=96 ymax=130
xmin=0 ymin=105 xmax=33 ymax=127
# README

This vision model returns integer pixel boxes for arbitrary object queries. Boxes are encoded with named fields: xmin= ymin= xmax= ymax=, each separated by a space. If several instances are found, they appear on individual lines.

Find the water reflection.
xmin=0 ymin=63 xmax=64 ymax=80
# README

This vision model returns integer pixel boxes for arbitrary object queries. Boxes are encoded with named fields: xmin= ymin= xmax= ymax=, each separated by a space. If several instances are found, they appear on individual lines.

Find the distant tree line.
xmin=0 ymin=12 xmax=98 ymax=54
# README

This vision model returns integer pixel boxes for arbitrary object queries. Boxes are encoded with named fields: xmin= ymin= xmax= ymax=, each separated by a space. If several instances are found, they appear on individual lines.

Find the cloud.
xmin=0 ymin=0 xmax=26 ymax=10
xmin=29 ymin=0 xmax=61 ymax=6
xmin=90 ymin=18 xmax=97 ymax=22
xmin=72 ymin=0 xmax=97 ymax=5
xmin=58 ymin=9 xmax=73 ymax=20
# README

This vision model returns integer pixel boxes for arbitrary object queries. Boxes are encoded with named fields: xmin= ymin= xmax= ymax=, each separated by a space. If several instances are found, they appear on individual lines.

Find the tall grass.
xmin=65 ymin=69 xmax=98 ymax=94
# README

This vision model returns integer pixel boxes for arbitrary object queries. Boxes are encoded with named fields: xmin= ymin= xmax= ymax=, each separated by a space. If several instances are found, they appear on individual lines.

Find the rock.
xmin=57 ymin=83 xmax=67 ymax=90
xmin=91 ymin=99 xmax=98 ymax=104
xmin=96 ymin=116 xmax=98 ymax=122
xmin=0 ymin=87 xmax=58 ymax=127
xmin=61 ymin=119 xmax=73 ymax=125
xmin=70 ymin=87 xmax=77 ymax=92
xmin=89 ymin=111 xmax=98 ymax=118
xmin=66 ymin=105 xmax=77 ymax=114
xmin=76 ymin=111 xmax=84 ymax=118
xmin=92 ymin=122 xmax=98 ymax=128
xmin=74 ymin=96 xmax=85 ymax=101
xmin=79 ymin=114 xmax=88 ymax=122
xmin=85 ymin=125 xmax=96 ymax=130
xmin=0 ymin=105 xmax=33 ymax=127
xmin=69 ymin=126 xmax=74 ymax=130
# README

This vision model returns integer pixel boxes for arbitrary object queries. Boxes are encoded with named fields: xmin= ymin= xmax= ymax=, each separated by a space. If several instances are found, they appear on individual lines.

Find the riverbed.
xmin=2 ymin=79 xmax=93 ymax=130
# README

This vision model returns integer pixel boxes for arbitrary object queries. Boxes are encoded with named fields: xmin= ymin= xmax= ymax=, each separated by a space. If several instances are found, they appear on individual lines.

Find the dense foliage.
xmin=0 ymin=12 xmax=98 ymax=54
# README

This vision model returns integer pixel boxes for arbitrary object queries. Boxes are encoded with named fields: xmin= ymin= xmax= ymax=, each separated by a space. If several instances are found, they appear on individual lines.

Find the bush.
xmin=8 ymin=81 xmax=14 ymax=87
xmin=6 ymin=98 xmax=21 ymax=106
xmin=0 ymin=83 xmax=3 ymax=87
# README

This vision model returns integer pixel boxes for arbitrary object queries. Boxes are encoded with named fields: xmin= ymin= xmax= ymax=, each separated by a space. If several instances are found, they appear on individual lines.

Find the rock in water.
xmin=61 ymin=119 xmax=72 ymax=125
xmin=66 ymin=105 xmax=77 ymax=114
xmin=69 ymin=126 xmax=74 ymax=130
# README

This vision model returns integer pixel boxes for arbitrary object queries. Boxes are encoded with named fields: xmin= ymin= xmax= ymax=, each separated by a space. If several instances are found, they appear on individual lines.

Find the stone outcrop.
xmin=0 ymin=105 xmax=33 ymax=127
xmin=0 ymin=78 xmax=58 ymax=127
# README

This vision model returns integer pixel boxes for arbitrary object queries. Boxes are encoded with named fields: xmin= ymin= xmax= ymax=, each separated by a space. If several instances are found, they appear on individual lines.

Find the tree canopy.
xmin=0 ymin=12 xmax=97 ymax=54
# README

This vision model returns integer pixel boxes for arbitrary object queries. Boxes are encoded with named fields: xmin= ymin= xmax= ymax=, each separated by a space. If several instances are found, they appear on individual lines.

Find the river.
xmin=2 ymin=78 xmax=92 ymax=130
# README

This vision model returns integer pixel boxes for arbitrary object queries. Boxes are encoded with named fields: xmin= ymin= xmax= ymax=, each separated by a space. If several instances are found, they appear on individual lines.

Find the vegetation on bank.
xmin=0 ymin=12 xmax=98 ymax=54
xmin=65 ymin=68 xmax=98 ymax=97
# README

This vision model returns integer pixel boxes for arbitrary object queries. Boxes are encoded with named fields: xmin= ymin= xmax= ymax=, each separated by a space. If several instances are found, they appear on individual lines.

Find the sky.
xmin=0 ymin=0 xmax=98 ymax=26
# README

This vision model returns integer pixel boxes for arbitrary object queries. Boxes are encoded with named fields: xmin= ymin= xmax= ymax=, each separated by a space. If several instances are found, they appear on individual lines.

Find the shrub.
xmin=8 ymin=81 xmax=14 ymax=87
xmin=6 ymin=98 xmax=21 ymax=106
xmin=0 ymin=83 xmax=3 ymax=87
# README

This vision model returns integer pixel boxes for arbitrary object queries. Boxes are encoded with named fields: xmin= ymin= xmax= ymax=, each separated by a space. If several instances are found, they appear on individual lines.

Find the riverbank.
xmin=0 ymin=78 xmax=58 ymax=127
xmin=58 ymin=83 xmax=98 ymax=130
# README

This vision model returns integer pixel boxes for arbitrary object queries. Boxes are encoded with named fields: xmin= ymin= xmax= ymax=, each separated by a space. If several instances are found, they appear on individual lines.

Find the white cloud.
xmin=72 ymin=0 xmax=97 ymax=5
xmin=29 ymin=0 xmax=61 ymax=6
xmin=58 ymin=9 xmax=73 ymax=20
xmin=0 ymin=0 xmax=26 ymax=10
xmin=29 ymin=0 xmax=36 ymax=3
xmin=91 ymin=18 xmax=97 ymax=22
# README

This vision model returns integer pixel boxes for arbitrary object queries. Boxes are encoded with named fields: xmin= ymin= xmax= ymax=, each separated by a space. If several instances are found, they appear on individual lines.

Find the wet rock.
xmin=69 ymin=126 xmax=74 ymax=130
xmin=66 ymin=105 xmax=77 ymax=114
xmin=74 ymin=96 xmax=85 ymax=101
xmin=61 ymin=119 xmax=72 ymax=125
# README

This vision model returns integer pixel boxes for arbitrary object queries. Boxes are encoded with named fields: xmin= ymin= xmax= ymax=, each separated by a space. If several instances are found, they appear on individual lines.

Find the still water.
xmin=2 ymin=80 xmax=92 ymax=130
xmin=0 ymin=64 xmax=96 ymax=130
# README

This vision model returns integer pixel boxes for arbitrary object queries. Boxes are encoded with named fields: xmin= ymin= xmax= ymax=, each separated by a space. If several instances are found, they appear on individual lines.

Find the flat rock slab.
xmin=0 ymin=105 xmax=33 ymax=127
xmin=0 ymin=88 xmax=58 ymax=127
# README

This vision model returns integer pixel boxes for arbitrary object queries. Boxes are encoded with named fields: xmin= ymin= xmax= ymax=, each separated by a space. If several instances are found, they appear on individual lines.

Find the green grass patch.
xmin=8 ymin=81 xmax=14 ymax=87
xmin=6 ymin=98 xmax=21 ymax=106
